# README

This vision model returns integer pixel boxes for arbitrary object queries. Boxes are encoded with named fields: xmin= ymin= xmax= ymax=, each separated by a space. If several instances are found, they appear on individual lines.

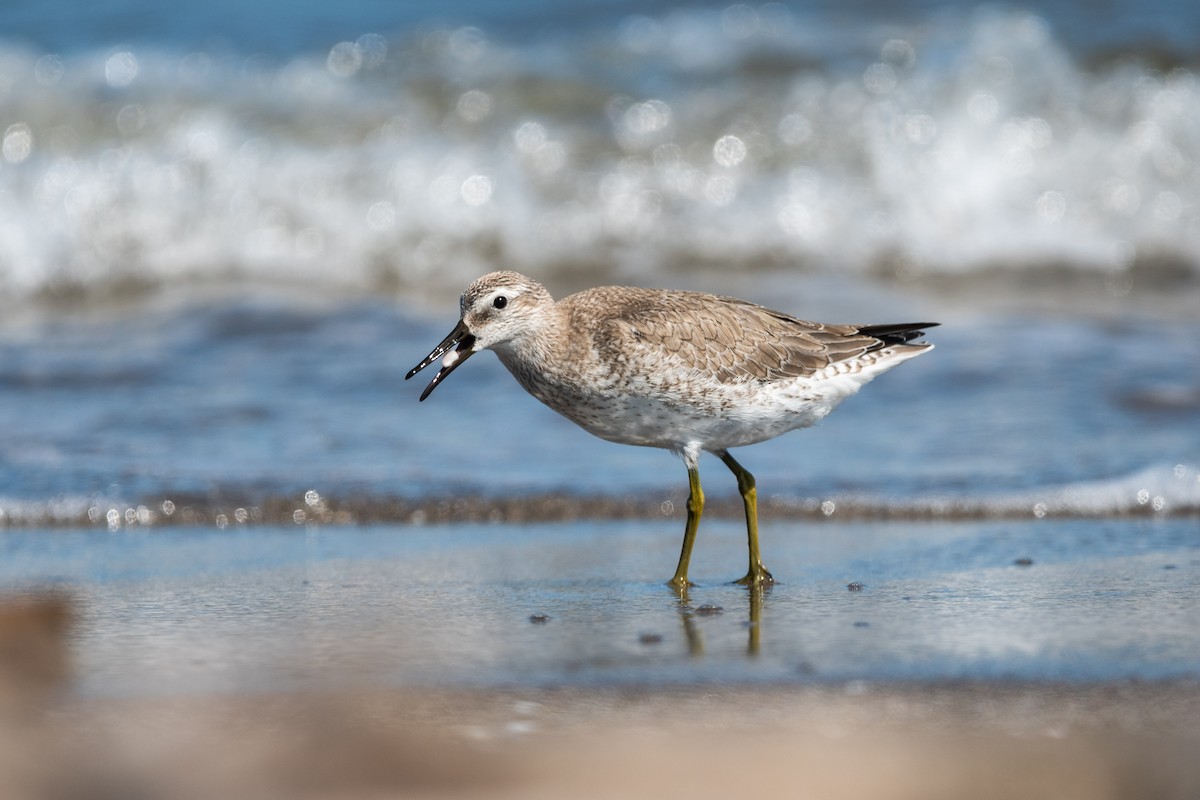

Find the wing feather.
xmin=572 ymin=287 xmax=936 ymax=384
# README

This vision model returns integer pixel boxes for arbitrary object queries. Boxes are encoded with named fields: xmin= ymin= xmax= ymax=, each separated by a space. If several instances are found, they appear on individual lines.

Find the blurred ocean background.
xmin=1 ymin=0 xmax=1198 ymax=521
xmin=0 ymin=0 xmax=1197 ymax=691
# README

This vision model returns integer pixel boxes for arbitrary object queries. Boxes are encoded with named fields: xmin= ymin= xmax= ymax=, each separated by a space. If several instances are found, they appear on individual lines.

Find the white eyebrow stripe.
xmin=481 ymin=287 xmax=523 ymax=305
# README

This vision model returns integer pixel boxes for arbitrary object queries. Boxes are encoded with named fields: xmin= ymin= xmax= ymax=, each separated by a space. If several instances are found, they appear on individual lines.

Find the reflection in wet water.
xmin=674 ymin=585 xmax=766 ymax=658
xmin=1 ymin=516 xmax=1194 ymax=695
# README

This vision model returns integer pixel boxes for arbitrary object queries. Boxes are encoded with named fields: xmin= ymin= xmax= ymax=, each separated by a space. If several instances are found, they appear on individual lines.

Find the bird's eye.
xmin=492 ymin=295 xmax=507 ymax=309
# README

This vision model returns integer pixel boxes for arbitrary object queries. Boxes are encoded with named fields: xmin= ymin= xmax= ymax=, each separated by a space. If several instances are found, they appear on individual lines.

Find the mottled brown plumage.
xmin=572 ymin=285 xmax=918 ymax=384
xmin=407 ymin=271 xmax=938 ymax=587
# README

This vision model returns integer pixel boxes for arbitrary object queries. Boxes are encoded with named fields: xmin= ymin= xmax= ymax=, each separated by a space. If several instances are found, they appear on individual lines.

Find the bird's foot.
xmin=733 ymin=567 xmax=775 ymax=587
xmin=666 ymin=576 xmax=695 ymax=593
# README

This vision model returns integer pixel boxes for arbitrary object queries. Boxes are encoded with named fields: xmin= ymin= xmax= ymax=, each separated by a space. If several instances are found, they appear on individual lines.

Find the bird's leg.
xmin=718 ymin=450 xmax=775 ymax=587
xmin=668 ymin=465 xmax=703 ymax=590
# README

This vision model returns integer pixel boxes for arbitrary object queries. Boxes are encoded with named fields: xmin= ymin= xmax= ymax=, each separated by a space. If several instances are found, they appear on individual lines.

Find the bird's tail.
xmin=858 ymin=322 xmax=939 ymax=347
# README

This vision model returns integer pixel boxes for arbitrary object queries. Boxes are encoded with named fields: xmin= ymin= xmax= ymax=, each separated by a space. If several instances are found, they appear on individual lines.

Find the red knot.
xmin=407 ymin=271 xmax=937 ymax=589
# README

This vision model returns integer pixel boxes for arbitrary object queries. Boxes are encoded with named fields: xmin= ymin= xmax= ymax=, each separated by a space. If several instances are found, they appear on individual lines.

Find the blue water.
xmin=2 ymin=302 xmax=1197 ymax=519
xmin=8 ymin=0 xmax=1200 ymax=57
xmin=3 ymin=517 xmax=1196 ymax=694
xmin=0 ymin=0 xmax=1198 ymax=693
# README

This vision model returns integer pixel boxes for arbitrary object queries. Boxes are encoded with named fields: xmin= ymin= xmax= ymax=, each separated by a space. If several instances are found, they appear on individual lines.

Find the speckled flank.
xmin=408 ymin=271 xmax=937 ymax=585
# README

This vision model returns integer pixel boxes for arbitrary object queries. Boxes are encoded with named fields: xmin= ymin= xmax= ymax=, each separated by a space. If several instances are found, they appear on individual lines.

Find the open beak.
xmin=405 ymin=319 xmax=477 ymax=401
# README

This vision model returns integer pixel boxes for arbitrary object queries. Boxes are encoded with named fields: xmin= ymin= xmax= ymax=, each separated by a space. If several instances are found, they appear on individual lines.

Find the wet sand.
xmin=7 ymin=681 xmax=1200 ymax=799
xmin=3 ymin=511 xmax=1197 ymax=800
xmin=2 ymin=594 xmax=1198 ymax=799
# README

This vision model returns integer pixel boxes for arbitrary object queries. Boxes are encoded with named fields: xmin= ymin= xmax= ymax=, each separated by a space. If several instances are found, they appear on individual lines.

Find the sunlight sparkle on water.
xmin=2 ymin=123 xmax=32 ymax=163
xmin=104 ymin=51 xmax=138 ymax=87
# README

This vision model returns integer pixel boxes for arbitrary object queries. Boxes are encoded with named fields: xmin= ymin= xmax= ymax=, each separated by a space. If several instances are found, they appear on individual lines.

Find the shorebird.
xmin=407 ymin=271 xmax=936 ymax=588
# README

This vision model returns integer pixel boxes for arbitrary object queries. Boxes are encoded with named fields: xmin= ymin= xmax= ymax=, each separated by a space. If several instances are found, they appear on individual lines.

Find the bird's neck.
xmin=493 ymin=307 xmax=577 ymax=399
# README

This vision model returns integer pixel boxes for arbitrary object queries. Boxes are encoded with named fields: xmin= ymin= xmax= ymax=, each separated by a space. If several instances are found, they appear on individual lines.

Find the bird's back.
xmin=562 ymin=285 xmax=935 ymax=386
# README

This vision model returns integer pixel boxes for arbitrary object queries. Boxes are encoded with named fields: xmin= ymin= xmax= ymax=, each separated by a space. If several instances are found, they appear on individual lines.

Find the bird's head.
xmin=405 ymin=271 xmax=551 ymax=400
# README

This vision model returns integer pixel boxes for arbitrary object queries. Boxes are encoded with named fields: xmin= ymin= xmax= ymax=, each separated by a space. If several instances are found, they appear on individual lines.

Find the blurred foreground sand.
xmin=2 ymin=592 xmax=1197 ymax=800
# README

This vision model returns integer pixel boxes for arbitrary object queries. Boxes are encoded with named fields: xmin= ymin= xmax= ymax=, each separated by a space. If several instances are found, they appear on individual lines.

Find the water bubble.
xmin=514 ymin=121 xmax=547 ymax=154
xmin=1001 ymin=117 xmax=1052 ymax=152
xmin=721 ymin=4 xmax=759 ymax=39
xmin=1035 ymin=190 xmax=1066 ymax=223
xmin=105 ymin=51 xmax=139 ymax=87
xmin=968 ymin=92 xmax=999 ymax=124
xmin=34 ymin=54 xmax=64 ymax=85
xmin=1032 ymin=502 xmax=1047 ymax=518
xmin=1128 ymin=120 xmax=1160 ymax=150
xmin=304 ymin=490 xmax=321 ymax=507
xmin=1025 ymin=117 xmax=1053 ymax=148
xmin=179 ymin=51 xmax=213 ymax=82
xmin=357 ymin=33 xmax=388 ymax=68
xmin=1136 ymin=489 xmax=1150 ymax=504
xmin=1152 ymin=144 xmax=1186 ymax=178
xmin=187 ymin=129 xmax=219 ymax=161
xmin=624 ymin=99 xmax=672 ymax=136
xmin=902 ymin=114 xmax=937 ymax=145
xmin=777 ymin=203 xmax=817 ymax=238
xmin=2 ymin=124 xmax=33 ymax=164
xmin=777 ymin=113 xmax=812 ymax=146
xmin=704 ymin=175 xmax=736 ymax=205
xmin=620 ymin=16 xmax=661 ymax=52
xmin=1102 ymin=179 xmax=1140 ymax=216
xmin=327 ymin=41 xmax=362 ymax=78
xmin=293 ymin=509 xmax=307 ymax=524
xmin=461 ymin=174 xmax=493 ymax=206
xmin=531 ymin=141 xmax=566 ymax=174
xmin=215 ymin=514 xmax=229 ymax=529
xmin=659 ymin=500 xmax=674 ymax=515
xmin=881 ymin=39 xmax=916 ymax=69
xmin=448 ymin=27 xmax=487 ymax=62
xmin=713 ymin=134 xmax=747 ymax=167
xmin=863 ymin=62 xmax=897 ymax=95
xmin=366 ymin=201 xmax=395 ymax=231
xmin=820 ymin=500 xmax=836 ymax=516
xmin=457 ymin=90 xmax=493 ymax=123
xmin=106 ymin=508 xmax=121 ymax=530
xmin=162 ymin=500 xmax=176 ymax=516
xmin=234 ymin=508 xmax=249 ymax=523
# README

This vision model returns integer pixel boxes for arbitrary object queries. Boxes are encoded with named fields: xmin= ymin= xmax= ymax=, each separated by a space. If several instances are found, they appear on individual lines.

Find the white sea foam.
xmin=3 ymin=464 xmax=1196 ymax=529
xmin=1010 ymin=463 xmax=1200 ymax=518
xmin=1 ymin=8 xmax=1199 ymax=310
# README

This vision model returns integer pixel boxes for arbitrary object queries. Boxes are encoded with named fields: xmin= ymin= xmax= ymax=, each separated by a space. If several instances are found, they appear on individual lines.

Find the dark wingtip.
xmin=859 ymin=321 xmax=939 ymax=345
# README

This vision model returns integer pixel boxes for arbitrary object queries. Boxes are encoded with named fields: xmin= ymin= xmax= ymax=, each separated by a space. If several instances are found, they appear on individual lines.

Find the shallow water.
xmin=1 ymin=302 xmax=1197 ymax=524
xmin=1 ymin=0 xmax=1199 ymax=699
xmin=3 ymin=517 xmax=1195 ymax=695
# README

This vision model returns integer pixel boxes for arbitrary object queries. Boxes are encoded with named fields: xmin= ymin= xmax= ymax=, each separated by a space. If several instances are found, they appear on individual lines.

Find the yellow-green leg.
xmin=719 ymin=450 xmax=775 ymax=587
xmin=668 ymin=465 xmax=703 ymax=589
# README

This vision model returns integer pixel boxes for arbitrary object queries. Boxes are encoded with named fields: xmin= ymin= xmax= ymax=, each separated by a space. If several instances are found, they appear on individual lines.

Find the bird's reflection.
xmin=672 ymin=583 xmax=768 ymax=656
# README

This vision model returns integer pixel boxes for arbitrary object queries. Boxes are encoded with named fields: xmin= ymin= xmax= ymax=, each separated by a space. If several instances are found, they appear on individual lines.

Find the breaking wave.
xmin=2 ymin=7 xmax=1199 ymax=312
